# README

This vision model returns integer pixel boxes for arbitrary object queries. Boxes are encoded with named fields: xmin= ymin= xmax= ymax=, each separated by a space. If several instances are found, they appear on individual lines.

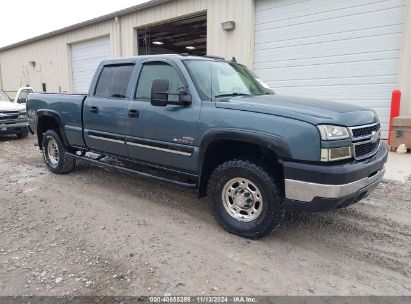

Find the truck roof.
xmin=99 ymin=54 xmax=230 ymax=65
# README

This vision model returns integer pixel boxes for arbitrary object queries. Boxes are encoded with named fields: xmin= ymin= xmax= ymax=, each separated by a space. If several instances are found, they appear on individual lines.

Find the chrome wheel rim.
xmin=47 ymin=138 xmax=59 ymax=167
xmin=222 ymin=178 xmax=263 ymax=222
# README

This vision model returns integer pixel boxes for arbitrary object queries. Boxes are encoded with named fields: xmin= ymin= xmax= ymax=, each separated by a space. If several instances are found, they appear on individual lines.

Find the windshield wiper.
xmin=214 ymin=93 xmax=250 ymax=99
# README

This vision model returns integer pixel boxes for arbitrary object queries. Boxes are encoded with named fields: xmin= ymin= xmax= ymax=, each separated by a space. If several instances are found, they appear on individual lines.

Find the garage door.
xmin=71 ymin=37 xmax=110 ymax=94
xmin=254 ymin=0 xmax=406 ymax=138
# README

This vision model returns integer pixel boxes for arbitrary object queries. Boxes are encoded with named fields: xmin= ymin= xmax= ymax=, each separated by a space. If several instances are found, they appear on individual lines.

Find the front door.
xmin=83 ymin=63 xmax=134 ymax=156
xmin=125 ymin=61 xmax=200 ymax=172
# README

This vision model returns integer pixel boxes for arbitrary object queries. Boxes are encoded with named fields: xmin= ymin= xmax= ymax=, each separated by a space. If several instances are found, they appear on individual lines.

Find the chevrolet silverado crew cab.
xmin=27 ymin=55 xmax=387 ymax=239
xmin=0 ymin=89 xmax=29 ymax=138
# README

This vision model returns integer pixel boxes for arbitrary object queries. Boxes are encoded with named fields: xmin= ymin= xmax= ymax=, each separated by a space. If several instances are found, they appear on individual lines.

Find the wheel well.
xmin=37 ymin=116 xmax=60 ymax=149
xmin=198 ymin=140 xmax=284 ymax=197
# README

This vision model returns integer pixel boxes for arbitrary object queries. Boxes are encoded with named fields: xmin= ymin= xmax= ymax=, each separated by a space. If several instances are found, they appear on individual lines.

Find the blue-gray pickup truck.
xmin=27 ymin=54 xmax=388 ymax=238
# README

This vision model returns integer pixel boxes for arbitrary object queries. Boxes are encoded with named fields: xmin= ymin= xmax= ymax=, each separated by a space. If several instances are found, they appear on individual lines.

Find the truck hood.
xmin=0 ymin=101 xmax=25 ymax=111
xmin=215 ymin=94 xmax=378 ymax=126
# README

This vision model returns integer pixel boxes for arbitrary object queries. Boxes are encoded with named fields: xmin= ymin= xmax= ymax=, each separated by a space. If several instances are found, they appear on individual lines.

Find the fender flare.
xmin=198 ymin=129 xmax=292 ymax=168
xmin=36 ymin=109 xmax=70 ymax=147
xmin=197 ymin=129 xmax=292 ymax=195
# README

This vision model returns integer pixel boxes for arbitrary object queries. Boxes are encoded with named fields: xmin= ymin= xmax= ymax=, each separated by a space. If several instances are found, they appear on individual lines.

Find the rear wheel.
xmin=41 ymin=130 xmax=76 ymax=174
xmin=207 ymin=159 xmax=284 ymax=239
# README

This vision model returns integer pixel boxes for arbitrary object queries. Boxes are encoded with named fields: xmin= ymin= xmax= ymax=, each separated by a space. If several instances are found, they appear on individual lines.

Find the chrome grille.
xmin=350 ymin=122 xmax=380 ymax=140
xmin=349 ymin=122 xmax=381 ymax=160
xmin=354 ymin=140 xmax=379 ymax=159
xmin=0 ymin=111 xmax=19 ymax=121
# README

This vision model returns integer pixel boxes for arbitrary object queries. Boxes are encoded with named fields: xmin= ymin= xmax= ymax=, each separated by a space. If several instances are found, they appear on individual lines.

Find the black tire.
xmin=207 ymin=159 xmax=284 ymax=239
xmin=41 ymin=130 xmax=76 ymax=174
xmin=16 ymin=131 xmax=29 ymax=139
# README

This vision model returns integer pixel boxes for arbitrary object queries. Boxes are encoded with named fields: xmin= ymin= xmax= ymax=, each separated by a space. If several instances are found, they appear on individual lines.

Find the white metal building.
xmin=1 ymin=0 xmax=410 ymax=138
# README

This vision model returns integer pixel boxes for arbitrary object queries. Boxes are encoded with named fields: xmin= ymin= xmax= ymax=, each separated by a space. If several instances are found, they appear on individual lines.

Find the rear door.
xmin=83 ymin=63 xmax=135 ymax=156
xmin=125 ymin=60 xmax=200 ymax=172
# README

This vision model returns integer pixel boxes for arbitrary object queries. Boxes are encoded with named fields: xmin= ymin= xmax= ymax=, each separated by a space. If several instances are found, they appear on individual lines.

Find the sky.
xmin=0 ymin=0 xmax=149 ymax=48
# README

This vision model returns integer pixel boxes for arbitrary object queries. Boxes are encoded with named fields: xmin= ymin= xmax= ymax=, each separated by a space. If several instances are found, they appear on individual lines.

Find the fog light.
xmin=321 ymin=146 xmax=352 ymax=162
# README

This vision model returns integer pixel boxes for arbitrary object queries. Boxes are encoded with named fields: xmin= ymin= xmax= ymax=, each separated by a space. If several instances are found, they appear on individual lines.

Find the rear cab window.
xmin=94 ymin=64 xmax=134 ymax=99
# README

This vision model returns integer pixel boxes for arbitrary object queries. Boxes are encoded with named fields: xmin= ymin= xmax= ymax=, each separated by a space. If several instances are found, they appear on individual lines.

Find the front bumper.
xmin=284 ymin=144 xmax=388 ymax=212
xmin=0 ymin=121 xmax=29 ymax=135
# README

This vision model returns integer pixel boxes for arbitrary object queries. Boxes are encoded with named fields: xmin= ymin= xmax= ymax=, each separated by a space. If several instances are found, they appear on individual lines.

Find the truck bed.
xmin=27 ymin=92 xmax=87 ymax=148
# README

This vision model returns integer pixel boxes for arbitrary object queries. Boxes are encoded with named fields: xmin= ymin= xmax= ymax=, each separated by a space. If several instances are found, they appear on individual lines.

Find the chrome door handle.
xmin=128 ymin=109 xmax=139 ymax=118
xmin=90 ymin=106 xmax=99 ymax=114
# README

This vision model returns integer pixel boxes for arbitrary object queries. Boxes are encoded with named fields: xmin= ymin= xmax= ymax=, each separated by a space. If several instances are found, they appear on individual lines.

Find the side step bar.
xmin=66 ymin=153 xmax=198 ymax=189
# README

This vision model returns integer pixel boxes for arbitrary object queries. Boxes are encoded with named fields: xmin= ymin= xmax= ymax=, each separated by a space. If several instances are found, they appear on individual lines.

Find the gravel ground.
xmin=0 ymin=135 xmax=410 ymax=296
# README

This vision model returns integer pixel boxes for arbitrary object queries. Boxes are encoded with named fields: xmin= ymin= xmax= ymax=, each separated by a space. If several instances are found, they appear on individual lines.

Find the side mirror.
xmin=178 ymin=89 xmax=192 ymax=105
xmin=17 ymin=99 xmax=26 ymax=104
xmin=151 ymin=79 xmax=169 ymax=107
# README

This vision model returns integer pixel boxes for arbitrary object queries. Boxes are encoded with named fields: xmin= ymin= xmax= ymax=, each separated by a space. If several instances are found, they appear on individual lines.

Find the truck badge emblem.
xmin=370 ymin=131 xmax=379 ymax=143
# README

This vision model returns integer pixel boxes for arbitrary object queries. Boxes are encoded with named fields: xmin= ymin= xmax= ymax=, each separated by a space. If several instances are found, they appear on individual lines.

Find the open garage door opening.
xmin=137 ymin=14 xmax=207 ymax=56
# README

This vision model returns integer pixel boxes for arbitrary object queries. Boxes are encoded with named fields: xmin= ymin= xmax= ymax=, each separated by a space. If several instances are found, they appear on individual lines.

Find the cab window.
xmin=94 ymin=64 xmax=134 ymax=98
xmin=135 ymin=62 xmax=184 ymax=102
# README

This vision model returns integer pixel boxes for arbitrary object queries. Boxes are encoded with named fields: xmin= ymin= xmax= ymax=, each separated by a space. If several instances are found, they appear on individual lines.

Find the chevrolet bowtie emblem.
xmin=370 ymin=130 xmax=380 ymax=143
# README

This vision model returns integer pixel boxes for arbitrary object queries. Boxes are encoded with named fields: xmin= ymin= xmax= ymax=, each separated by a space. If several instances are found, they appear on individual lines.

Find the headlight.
xmin=317 ymin=125 xmax=350 ymax=140
xmin=321 ymin=147 xmax=352 ymax=162
xmin=18 ymin=109 xmax=27 ymax=118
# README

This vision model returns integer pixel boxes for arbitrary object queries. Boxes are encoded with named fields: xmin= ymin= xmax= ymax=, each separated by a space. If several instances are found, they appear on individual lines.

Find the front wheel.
xmin=41 ymin=130 xmax=76 ymax=174
xmin=207 ymin=159 xmax=285 ymax=239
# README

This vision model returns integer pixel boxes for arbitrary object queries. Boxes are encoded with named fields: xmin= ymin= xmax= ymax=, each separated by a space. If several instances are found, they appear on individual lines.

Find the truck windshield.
xmin=184 ymin=60 xmax=273 ymax=101
xmin=0 ymin=90 xmax=11 ymax=102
